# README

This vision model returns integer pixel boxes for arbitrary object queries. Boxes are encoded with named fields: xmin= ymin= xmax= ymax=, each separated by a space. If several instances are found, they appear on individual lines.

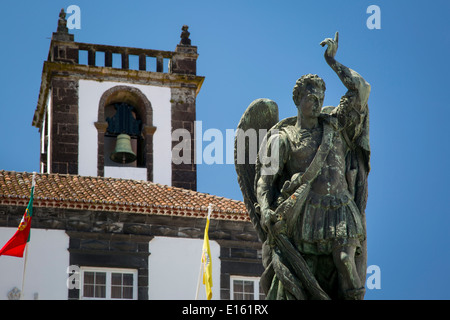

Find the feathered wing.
xmin=234 ymin=98 xmax=279 ymax=242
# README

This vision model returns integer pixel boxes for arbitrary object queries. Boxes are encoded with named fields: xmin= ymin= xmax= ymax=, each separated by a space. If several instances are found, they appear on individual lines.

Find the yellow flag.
xmin=201 ymin=205 xmax=213 ymax=300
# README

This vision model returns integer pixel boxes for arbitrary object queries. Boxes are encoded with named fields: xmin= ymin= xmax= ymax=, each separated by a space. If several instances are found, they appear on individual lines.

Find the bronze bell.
xmin=110 ymin=134 xmax=137 ymax=164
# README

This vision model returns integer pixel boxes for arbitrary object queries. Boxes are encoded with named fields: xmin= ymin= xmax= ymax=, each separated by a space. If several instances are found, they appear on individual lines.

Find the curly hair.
xmin=292 ymin=74 xmax=326 ymax=107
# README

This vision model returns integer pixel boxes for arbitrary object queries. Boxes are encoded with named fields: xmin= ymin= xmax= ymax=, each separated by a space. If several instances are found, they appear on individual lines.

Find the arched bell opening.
xmin=96 ymin=86 xmax=155 ymax=181
xmin=104 ymin=102 xmax=144 ymax=168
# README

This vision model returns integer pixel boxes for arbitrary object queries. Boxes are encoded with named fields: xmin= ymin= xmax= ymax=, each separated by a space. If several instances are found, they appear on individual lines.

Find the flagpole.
xmin=207 ymin=203 xmax=212 ymax=221
xmin=20 ymin=172 xmax=35 ymax=300
xmin=195 ymin=204 xmax=213 ymax=300
xmin=195 ymin=258 xmax=204 ymax=300
xmin=20 ymin=243 xmax=29 ymax=300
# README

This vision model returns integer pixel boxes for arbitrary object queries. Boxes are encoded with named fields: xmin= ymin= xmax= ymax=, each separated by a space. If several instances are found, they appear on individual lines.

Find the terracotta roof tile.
xmin=0 ymin=171 xmax=249 ymax=221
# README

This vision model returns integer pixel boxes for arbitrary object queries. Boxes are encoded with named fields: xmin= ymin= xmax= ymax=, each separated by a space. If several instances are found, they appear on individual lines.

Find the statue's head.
xmin=293 ymin=74 xmax=325 ymax=118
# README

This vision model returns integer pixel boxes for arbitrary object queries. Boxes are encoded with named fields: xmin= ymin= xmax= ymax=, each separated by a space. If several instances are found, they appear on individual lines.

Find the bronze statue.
xmin=235 ymin=32 xmax=371 ymax=300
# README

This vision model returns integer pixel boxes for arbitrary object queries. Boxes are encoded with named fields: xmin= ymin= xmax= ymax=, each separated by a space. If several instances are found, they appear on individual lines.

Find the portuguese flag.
xmin=0 ymin=181 xmax=34 ymax=258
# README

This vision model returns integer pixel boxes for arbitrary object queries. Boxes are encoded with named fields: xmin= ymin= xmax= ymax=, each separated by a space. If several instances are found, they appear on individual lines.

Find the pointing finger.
xmin=320 ymin=38 xmax=332 ymax=47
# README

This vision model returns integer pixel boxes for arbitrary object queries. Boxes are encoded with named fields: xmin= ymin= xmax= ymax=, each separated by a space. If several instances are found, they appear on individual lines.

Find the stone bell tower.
xmin=32 ymin=10 xmax=204 ymax=190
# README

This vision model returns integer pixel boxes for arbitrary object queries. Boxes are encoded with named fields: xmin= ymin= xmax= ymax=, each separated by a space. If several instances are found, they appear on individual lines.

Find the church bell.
xmin=110 ymin=134 xmax=137 ymax=164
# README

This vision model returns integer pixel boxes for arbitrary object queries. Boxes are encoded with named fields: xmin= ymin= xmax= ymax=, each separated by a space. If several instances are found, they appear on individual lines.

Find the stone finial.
xmin=180 ymin=25 xmax=191 ymax=45
xmin=52 ymin=8 xmax=74 ymax=41
xmin=57 ymin=9 xmax=69 ymax=33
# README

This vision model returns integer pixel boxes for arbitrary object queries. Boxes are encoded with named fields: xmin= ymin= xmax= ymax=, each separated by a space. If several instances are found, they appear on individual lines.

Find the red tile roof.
xmin=0 ymin=171 xmax=249 ymax=221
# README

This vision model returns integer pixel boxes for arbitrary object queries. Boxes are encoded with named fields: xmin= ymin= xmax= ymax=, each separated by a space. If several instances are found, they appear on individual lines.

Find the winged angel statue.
xmin=234 ymin=32 xmax=371 ymax=300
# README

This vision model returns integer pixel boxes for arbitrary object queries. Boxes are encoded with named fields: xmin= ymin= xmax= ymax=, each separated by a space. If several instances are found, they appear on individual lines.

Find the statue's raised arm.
xmin=320 ymin=32 xmax=370 ymax=113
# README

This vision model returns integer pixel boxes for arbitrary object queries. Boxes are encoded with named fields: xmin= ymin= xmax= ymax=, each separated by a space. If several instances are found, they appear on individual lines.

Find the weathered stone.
xmin=123 ymin=223 xmax=152 ymax=235
xmin=178 ymin=227 xmax=202 ymax=238
xmin=93 ymin=221 xmax=123 ymax=233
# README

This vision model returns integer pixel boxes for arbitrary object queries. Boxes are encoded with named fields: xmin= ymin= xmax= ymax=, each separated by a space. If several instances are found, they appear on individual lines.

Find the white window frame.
xmin=230 ymin=276 xmax=263 ymax=300
xmin=80 ymin=267 xmax=138 ymax=300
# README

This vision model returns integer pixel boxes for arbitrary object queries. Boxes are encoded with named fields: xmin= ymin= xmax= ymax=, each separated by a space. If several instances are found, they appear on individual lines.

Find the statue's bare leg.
xmin=332 ymin=244 xmax=364 ymax=299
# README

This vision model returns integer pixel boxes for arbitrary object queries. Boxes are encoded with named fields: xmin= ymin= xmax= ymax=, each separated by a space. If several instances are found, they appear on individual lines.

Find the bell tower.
xmin=32 ymin=10 xmax=204 ymax=190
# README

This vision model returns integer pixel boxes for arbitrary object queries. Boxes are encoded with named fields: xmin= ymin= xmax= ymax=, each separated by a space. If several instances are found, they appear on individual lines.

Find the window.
xmin=80 ymin=267 xmax=138 ymax=300
xmin=230 ymin=276 xmax=265 ymax=300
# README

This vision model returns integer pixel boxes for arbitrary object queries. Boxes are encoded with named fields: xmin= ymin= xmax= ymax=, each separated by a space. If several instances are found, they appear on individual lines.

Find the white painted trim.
xmin=47 ymin=91 xmax=52 ymax=174
xmin=104 ymin=166 xmax=147 ymax=181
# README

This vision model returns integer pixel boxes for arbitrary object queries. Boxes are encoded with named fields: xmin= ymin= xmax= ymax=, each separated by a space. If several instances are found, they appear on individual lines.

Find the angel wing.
xmin=234 ymin=98 xmax=279 ymax=242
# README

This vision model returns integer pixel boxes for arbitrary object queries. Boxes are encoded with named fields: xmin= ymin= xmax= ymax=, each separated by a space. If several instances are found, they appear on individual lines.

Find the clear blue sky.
xmin=0 ymin=0 xmax=449 ymax=299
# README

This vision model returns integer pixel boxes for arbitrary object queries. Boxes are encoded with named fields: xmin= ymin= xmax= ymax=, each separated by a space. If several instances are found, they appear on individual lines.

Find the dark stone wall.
xmin=218 ymin=241 xmax=264 ymax=300
xmin=170 ymin=44 xmax=198 ymax=75
xmin=50 ymin=77 xmax=79 ymax=175
xmin=171 ymin=87 xmax=197 ymax=190
xmin=67 ymin=231 xmax=152 ymax=300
